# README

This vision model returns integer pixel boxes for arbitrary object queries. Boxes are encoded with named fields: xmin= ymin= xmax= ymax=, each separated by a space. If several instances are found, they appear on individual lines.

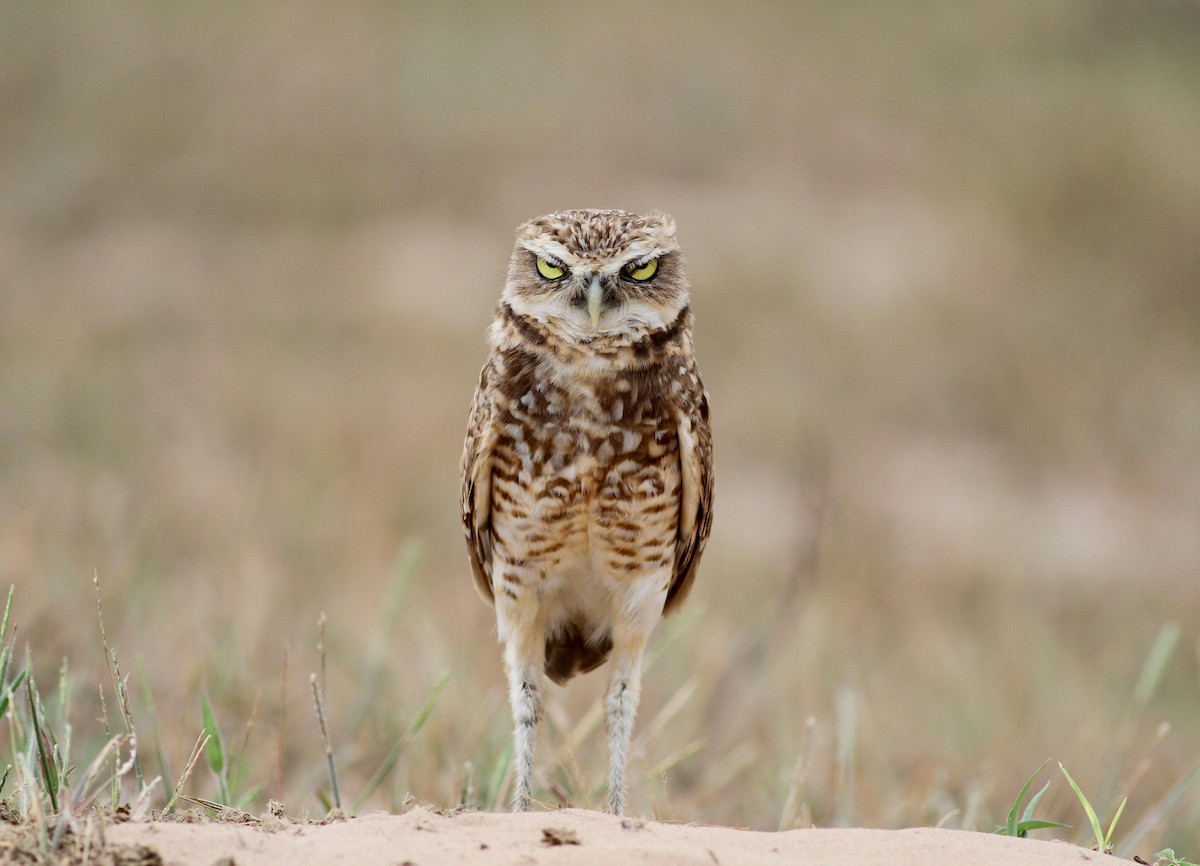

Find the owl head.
xmin=501 ymin=209 xmax=688 ymax=346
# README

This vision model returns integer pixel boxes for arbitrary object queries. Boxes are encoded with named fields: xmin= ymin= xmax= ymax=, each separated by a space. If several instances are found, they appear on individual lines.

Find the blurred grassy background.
xmin=3 ymin=0 xmax=1200 ymax=850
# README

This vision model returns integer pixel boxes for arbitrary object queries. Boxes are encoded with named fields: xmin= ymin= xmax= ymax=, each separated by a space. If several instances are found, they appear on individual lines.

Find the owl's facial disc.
xmin=505 ymin=210 xmax=687 ymax=347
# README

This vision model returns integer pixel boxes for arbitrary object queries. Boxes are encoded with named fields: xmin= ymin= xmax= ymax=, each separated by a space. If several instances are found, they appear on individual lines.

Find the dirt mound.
xmin=74 ymin=807 xmax=1134 ymax=866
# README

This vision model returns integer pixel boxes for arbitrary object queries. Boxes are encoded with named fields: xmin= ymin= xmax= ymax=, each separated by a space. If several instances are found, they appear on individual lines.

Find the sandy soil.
xmin=63 ymin=806 xmax=1140 ymax=866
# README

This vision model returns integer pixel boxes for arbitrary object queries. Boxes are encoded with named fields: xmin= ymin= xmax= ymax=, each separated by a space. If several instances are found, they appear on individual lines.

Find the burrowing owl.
xmin=460 ymin=209 xmax=714 ymax=814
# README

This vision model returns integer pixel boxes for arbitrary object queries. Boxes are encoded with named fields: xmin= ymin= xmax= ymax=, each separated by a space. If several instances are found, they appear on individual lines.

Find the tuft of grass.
xmin=199 ymin=691 xmax=262 ymax=808
xmin=0 ymin=585 xmax=29 ymax=731
xmin=1059 ymin=762 xmax=1127 ymax=854
xmin=1155 ymin=849 xmax=1200 ymax=866
xmin=0 ymin=586 xmax=145 ymax=859
xmin=994 ymin=758 xmax=1070 ymax=838
xmin=26 ymin=669 xmax=64 ymax=814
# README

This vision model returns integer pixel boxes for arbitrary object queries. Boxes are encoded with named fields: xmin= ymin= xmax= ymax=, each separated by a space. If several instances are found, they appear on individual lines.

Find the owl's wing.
xmin=460 ymin=360 xmax=499 ymax=604
xmin=664 ymin=383 xmax=713 ymax=616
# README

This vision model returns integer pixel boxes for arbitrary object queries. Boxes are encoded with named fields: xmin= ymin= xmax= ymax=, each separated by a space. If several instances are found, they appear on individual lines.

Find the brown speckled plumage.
xmin=460 ymin=209 xmax=713 ymax=815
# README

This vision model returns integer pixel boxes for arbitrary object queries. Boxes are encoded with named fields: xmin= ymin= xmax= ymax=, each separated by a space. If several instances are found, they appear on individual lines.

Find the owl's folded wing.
xmin=665 ymin=386 xmax=713 ymax=616
xmin=461 ymin=361 xmax=499 ymax=604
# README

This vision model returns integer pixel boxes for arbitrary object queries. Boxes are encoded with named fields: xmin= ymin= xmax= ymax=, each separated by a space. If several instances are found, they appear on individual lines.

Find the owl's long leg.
xmin=604 ymin=571 xmax=672 ymax=815
xmin=497 ymin=580 xmax=547 ymax=813
xmin=604 ymin=628 xmax=649 ymax=815
xmin=504 ymin=637 xmax=544 ymax=812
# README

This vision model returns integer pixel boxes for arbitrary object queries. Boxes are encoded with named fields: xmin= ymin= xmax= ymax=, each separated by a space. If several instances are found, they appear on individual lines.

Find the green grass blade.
xmin=0 ymin=669 xmax=27 ymax=718
xmin=1016 ymin=819 xmax=1071 ymax=833
xmin=1059 ymin=763 xmax=1103 ymax=848
xmin=404 ymin=672 xmax=450 ymax=740
xmin=645 ymin=738 xmax=703 ymax=780
xmin=56 ymin=657 xmax=69 ymax=731
xmin=234 ymin=783 xmax=264 ymax=811
xmin=1021 ymin=779 xmax=1053 ymax=823
xmin=0 ymin=588 xmax=21 ymax=723
xmin=228 ymin=692 xmax=261 ymax=807
xmin=0 ymin=586 xmax=15 ymax=681
xmin=1133 ymin=623 xmax=1180 ymax=710
xmin=138 ymin=657 xmax=172 ymax=810
xmin=342 ymin=542 xmax=423 ymax=741
xmin=28 ymin=677 xmax=60 ymax=814
xmin=1104 ymin=796 xmax=1128 ymax=850
xmin=351 ymin=671 xmax=449 ymax=813
xmin=1000 ymin=759 xmax=1052 ymax=836
xmin=201 ymin=694 xmax=225 ymax=777
xmin=484 ymin=745 xmax=512 ymax=812
xmin=1011 ymin=776 xmax=1070 ymax=836
xmin=201 ymin=692 xmax=231 ymax=804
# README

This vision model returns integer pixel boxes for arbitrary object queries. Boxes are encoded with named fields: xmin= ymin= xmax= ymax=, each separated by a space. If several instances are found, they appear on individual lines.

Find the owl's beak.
xmin=587 ymin=276 xmax=604 ymax=328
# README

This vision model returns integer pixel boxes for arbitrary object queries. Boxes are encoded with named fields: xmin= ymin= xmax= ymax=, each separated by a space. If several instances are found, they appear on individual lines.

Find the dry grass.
xmin=2 ymin=0 xmax=1199 ymax=858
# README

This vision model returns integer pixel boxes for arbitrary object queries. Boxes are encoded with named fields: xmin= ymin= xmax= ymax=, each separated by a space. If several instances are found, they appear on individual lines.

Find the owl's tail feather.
xmin=544 ymin=623 xmax=612 ymax=686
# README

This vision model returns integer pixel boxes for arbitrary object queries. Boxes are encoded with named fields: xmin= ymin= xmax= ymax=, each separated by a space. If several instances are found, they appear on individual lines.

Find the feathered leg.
xmin=604 ymin=642 xmax=643 ymax=815
xmin=495 ymin=568 xmax=547 ymax=813
xmin=504 ymin=634 xmax=544 ymax=812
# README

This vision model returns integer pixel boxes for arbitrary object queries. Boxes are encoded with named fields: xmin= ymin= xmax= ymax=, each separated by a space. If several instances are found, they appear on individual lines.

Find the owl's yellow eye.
xmin=536 ymin=257 xmax=565 ymax=280
xmin=624 ymin=258 xmax=659 ymax=281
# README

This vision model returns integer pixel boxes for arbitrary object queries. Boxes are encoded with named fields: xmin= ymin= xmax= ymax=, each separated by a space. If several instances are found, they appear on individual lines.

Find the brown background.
xmin=2 ymin=1 xmax=1198 ymax=853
